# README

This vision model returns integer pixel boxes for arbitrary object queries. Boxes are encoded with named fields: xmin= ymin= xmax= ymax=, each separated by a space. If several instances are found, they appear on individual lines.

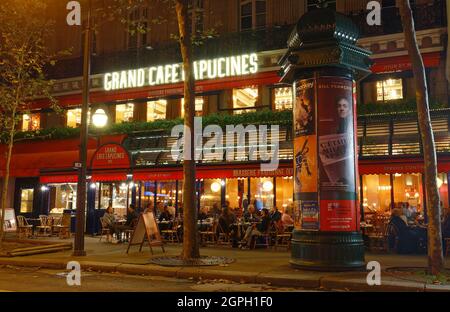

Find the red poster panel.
xmin=317 ymin=77 xmax=358 ymax=232
xmin=91 ymin=144 xmax=131 ymax=169
xmin=320 ymin=200 xmax=357 ymax=232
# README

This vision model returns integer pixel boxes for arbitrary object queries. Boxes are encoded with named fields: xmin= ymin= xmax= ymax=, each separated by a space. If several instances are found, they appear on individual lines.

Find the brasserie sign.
xmin=104 ymin=53 xmax=258 ymax=91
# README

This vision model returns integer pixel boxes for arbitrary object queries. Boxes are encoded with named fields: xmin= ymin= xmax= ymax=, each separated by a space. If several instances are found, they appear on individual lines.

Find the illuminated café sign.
xmin=91 ymin=144 xmax=131 ymax=169
xmin=104 ymin=53 xmax=258 ymax=91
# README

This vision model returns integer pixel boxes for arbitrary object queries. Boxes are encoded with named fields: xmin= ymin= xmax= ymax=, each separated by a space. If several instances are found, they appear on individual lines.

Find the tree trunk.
xmin=0 ymin=120 xmax=15 ymax=248
xmin=398 ymin=0 xmax=444 ymax=274
xmin=175 ymin=0 xmax=200 ymax=260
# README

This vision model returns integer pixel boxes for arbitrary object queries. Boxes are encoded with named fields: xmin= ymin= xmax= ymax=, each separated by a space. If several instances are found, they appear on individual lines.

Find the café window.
xmin=49 ymin=184 xmax=77 ymax=214
xmin=376 ymin=78 xmax=403 ymax=102
xmin=147 ymin=100 xmax=167 ymax=121
xmin=22 ymin=113 xmax=40 ymax=131
xmin=273 ymin=87 xmax=293 ymax=111
xmin=240 ymin=0 xmax=266 ymax=31
xmin=200 ymin=179 xmax=222 ymax=211
xmin=20 ymin=189 xmax=34 ymax=213
xmin=67 ymin=108 xmax=91 ymax=128
xmin=393 ymin=173 xmax=423 ymax=213
xmin=307 ymin=0 xmax=336 ymax=11
xmin=116 ymin=103 xmax=134 ymax=123
xmin=362 ymin=174 xmax=392 ymax=213
xmin=233 ymin=86 xmax=258 ymax=114
xmin=181 ymin=97 xmax=204 ymax=117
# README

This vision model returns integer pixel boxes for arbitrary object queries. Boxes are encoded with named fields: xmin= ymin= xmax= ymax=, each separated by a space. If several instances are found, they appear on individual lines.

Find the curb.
xmin=0 ymin=257 xmax=448 ymax=292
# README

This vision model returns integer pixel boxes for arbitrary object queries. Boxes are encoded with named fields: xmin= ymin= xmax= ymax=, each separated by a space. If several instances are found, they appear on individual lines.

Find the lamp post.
xmin=73 ymin=0 xmax=92 ymax=256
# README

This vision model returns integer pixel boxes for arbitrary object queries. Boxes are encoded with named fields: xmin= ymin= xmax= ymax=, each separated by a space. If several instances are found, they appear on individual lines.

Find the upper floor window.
xmin=22 ymin=113 xmax=40 ymax=131
xmin=188 ymin=0 xmax=204 ymax=36
xmin=116 ymin=103 xmax=134 ymax=123
xmin=126 ymin=7 xmax=148 ymax=50
xmin=376 ymin=78 xmax=403 ymax=102
xmin=307 ymin=0 xmax=336 ymax=11
xmin=67 ymin=108 xmax=91 ymax=128
xmin=240 ymin=0 xmax=266 ymax=31
xmin=147 ymin=100 xmax=167 ymax=122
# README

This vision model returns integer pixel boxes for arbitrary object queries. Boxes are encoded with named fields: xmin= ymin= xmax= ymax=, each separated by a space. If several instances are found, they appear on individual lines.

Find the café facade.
xmin=2 ymin=19 xmax=450 ymax=233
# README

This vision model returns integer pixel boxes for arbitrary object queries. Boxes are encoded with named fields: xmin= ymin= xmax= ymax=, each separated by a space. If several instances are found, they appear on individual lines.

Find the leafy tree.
xmin=398 ymin=0 xmax=444 ymax=274
xmin=0 ymin=0 xmax=61 ymax=247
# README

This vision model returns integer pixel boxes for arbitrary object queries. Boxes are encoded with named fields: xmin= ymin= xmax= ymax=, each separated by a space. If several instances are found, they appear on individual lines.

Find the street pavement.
xmin=0 ymin=236 xmax=449 ymax=292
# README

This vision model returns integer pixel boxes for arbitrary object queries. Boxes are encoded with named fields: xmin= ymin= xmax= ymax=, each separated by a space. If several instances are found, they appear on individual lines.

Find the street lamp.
xmin=92 ymin=108 xmax=108 ymax=128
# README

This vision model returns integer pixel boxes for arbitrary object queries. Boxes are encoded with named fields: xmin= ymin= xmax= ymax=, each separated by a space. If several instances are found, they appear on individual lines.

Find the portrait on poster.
xmin=301 ymin=201 xmax=319 ymax=230
xmin=317 ymin=78 xmax=355 ymax=193
xmin=294 ymin=80 xmax=315 ymax=137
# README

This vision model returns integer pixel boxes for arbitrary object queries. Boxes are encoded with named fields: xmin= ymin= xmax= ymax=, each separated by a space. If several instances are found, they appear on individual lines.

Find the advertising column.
xmin=293 ymin=76 xmax=359 ymax=233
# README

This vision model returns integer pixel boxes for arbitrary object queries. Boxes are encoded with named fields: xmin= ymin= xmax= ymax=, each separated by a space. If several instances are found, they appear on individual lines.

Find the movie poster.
xmin=317 ymin=77 xmax=358 ymax=232
xmin=293 ymin=79 xmax=319 ymax=230
xmin=294 ymin=79 xmax=315 ymax=137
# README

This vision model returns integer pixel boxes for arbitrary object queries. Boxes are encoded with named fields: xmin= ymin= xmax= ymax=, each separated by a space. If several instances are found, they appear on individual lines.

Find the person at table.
xmin=243 ymin=205 xmax=259 ymax=223
xmin=143 ymin=201 xmax=154 ymax=214
xmin=269 ymin=206 xmax=282 ymax=222
xmin=125 ymin=204 xmax=139 ymax=227
xmin=211 ymin=203 xmax=221 ymax=218
xmin=388 ymin=209 xmax=421 ymax=254
xmin=281 ymin=208 xmax=294 ymax=231
xmin=240 ymin=208 xmax=271 ymax=249
xmin=217 ymin=207 xmax=238 ymax=246
xmin=158 ymin=205 xmax=173 ymax=222
xmin=102 ymin=205 xmax=117 ymax=234
xmin=198 ymin=207 xmax=209 ymax=221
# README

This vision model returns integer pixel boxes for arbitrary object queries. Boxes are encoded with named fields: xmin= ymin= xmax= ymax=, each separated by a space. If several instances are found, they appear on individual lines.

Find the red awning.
xmin=359 ymin=157 xmax=450 ymax=175
xmin=40 ymin=175 xmax=78 ymax=184
xmin=91 ymin=172 xmax=128 ymax=182
xmin=371 ymin=52 xmax=441 ymax=74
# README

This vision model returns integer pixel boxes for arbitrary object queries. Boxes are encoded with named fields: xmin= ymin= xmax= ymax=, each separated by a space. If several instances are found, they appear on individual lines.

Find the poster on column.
xmin=293 ymin=78 xmax=319 ymax=230
xmin=294 ymin=79 xmax=315 ymax=137
xmin=317 ymin=77 xmax=357 ymax=232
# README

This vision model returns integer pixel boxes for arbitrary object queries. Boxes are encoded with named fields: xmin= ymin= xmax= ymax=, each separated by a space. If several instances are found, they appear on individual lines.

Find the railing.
xmin=349 ymin=0 xmax=446 ymax=38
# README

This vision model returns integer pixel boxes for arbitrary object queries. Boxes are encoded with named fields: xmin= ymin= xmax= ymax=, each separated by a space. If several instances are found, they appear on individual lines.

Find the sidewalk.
xmin=0 ymin=236 xmax=448 ymax=292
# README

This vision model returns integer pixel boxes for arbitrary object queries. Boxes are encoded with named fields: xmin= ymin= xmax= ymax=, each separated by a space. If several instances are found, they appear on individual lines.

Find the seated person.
xmin=158 ymin=205 xmax=173 ymax=222
xmin=143 ymin=202 xmax=154 ymax=214
xmin=102 ymin=205 xmax=117 ymax=235
xmin=243 ymin=205 xmax=259 ymax=223
xmin=281 ymin=209 xmax=294 ymax=231
xmin=269 ymin=206 xmax=282 ymax=222
xmin=240 ymin=208 xmax=271 ymax=249
xmin=125 ymin=204 xmax=139 ymax=226
xmin=198 ymin=207 xmax=209 ymax=221
xmin=216 ymin=207 xmax=238 ymax=245
xmin=388 ymin=209 xmax=422 ymax=254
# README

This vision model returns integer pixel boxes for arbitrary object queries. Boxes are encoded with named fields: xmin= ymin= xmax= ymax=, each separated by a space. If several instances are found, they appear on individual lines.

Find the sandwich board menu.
xmin=126 ymin=212 xmax=165 ymax=255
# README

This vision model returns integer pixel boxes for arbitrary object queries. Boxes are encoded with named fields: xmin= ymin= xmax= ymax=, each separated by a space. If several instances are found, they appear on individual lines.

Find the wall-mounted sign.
xmin=91 ymin=143 xmax=131 ymax=169
xmin=104 ymin=53 xmax=258 ymax=91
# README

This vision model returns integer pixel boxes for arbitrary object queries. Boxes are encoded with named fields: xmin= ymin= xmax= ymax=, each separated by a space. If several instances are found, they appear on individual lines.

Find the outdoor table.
xmin=158 ymin=220 xmax=172 ymax=231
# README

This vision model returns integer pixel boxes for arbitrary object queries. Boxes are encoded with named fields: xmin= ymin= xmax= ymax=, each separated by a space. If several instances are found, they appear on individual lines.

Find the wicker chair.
xmin=35 ymin=215 xmax=51 ymax=237
xmin=56 ymin=214 xmax=71 ymax=239
xmin=16 ymin=215 xmax=33 ymax=239
xmin=199 ymin=220 xmax=217 ymax=245
xmin=161 ymin=220 xmax=180 ymax=243
xmin=274 ymin=223 xmax=292 ymax=251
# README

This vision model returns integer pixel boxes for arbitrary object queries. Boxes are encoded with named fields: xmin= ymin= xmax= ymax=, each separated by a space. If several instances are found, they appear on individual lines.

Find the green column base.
xmin=290 ymin=230 xmax=365 ymax=271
